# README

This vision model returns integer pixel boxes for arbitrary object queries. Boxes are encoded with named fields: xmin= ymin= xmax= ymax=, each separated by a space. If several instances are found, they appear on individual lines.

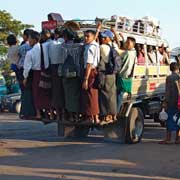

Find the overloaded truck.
xmin=42 ymin=14 xmax=170 ymax=143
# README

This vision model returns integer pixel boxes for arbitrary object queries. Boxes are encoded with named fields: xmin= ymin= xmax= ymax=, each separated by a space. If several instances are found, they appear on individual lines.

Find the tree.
xmin=0 ymin=10 xmax=34 ymax=90
xmin=0 ymin=10 xmax=33 ymax=41
xmin=0 ymin=44 xmax=7 ymax=55
xmin=0 ymin=61 xmax=11 ymax=90
xmin=0 ymin=10 xmax=34 ymax=56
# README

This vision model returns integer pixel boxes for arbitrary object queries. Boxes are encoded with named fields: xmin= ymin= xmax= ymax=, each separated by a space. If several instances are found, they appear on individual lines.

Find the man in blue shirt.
xmin=18 ymin=29 xmax=32 ymax=91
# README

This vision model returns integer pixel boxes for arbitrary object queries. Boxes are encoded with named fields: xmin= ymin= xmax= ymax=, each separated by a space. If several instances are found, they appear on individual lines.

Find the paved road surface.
xmin=0 ymin=113 xmax=180 ymax=180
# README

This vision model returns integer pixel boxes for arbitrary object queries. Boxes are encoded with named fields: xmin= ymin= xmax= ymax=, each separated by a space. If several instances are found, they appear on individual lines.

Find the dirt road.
xmin=0 ymin=114 xmax=180 ymax=180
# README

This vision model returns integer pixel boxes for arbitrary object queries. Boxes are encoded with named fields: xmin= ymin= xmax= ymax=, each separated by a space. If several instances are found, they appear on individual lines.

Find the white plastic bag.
xmin=159 ymin=108 xmax=168 ymax=122
xmin=173 ymin=112 xmax=180 ymax=127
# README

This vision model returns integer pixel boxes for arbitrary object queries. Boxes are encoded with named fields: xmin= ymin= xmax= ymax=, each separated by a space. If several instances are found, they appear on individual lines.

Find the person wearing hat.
xmin=98 ymin=30 xmax=118 ymax=125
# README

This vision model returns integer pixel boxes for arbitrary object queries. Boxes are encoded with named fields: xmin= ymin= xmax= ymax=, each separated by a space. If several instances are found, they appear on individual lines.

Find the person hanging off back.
xmin=49 ymin=27 xmax=64 ymax=121
xmin=81 ymin=30 xmax=100 ymax=125
xmin=98 ymin=30 xmax=118 ymax=125
xmin=23 ymin=31 xmax=51 ymax=120
xmin=59 ymin=28 xmax=82 ymax=123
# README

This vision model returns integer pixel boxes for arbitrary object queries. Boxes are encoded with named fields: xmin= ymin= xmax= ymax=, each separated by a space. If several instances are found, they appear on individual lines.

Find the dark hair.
xmin=85 ymin=30 xmax=96 ymax=36
xmin=54 ymin=27 xmax=63 ymax=37
xmin=135 ymin=43 xmax=143 ymax=57
xmin=62 ymin=28 xmax=77 ymax=41
xmin=147 ymin=45 xmax=153 ymax=52
xmin=7 ymin=34 xmax=17 ymax=46
xmin=135 ymin=44 xmax=141 ymax=51
xmin=170 ymin=62 xmax=179 ymax=72
xmin=127 ymin=36 xmax=136 ymax=46
xmin=51 ymin=33 xmax=55 ymax=40
xmin=23 ymin=29 xmax=32 ymax=38
xmin=29 ymin=31 xmax=40 ymax=42
xmin=41 ymin=29 xmax=50 ymax=35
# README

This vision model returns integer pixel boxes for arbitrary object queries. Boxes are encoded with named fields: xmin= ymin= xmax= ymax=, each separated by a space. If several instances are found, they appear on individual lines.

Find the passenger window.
xmin=156 ymin=45 xmax=170 ymax=65
xmin=147 ymin=45 xmax=157 ymax=65
xmin=163 ymin=47 xmax=170 ymax=65
xmin=133 ymin=20 xmax=145 ymax=34
xmin=135 ymin=44 xmax=145 ymax=65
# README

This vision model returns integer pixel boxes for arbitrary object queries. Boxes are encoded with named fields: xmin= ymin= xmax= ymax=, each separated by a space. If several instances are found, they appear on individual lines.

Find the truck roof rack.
xmin=66 ymin=16 xmax=162 ymax=38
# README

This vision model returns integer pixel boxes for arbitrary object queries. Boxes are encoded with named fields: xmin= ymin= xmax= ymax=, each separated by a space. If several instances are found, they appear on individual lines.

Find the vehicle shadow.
xmin=0 ymin=142 xmax=180 ymax=180
xmin=0 ymin=118 xmax=180 ymax=180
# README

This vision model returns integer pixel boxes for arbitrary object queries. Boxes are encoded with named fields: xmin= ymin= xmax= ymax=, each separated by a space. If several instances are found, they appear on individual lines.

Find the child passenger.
xmin=7 ymin=34 xmax=19 ymax=72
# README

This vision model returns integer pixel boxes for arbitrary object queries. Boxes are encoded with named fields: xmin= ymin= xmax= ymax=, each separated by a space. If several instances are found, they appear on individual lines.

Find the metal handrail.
xmin=64 ymin=18 xmax=161 ymax=38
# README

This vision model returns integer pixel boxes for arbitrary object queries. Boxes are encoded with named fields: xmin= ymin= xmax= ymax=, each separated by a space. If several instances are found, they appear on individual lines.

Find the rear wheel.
xmin=126 ymin=107 xmax=144 ymax=144
xmin=14 ymin=101 xmax=21 ymax=114
xmin=15 ymin=101 xmax=21 ymax=114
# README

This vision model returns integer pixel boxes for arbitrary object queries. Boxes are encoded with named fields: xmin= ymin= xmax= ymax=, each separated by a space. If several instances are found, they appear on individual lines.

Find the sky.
xmin=0 ymin=0 xmax=180 ymax=48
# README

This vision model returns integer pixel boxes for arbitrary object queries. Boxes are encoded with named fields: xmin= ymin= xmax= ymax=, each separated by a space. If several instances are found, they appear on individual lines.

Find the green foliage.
xmin=0 ymin=45 xmax=7 ymax=56
xmin=0 ymin=10 xmax=34 ymax=42
xmin=0 ymin=61 xmax=11 ymax=74
xmin=0 ymin=10 xmax=33 ymax=92
xmin=0 ymin=61 xmax=12 ymax=90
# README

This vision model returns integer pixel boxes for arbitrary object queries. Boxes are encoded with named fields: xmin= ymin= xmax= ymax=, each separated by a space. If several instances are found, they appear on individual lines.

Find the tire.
xmin=13 ymin=101 xmax=21 ymax=114
xmin=126 ymin=107 xmax=144 ymax=144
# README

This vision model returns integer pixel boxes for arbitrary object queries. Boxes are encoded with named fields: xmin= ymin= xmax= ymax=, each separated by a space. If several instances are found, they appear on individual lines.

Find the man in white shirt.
xmin=81 ymin=30 xmax=100 ymax=124
xmin=23 ymin=31 xmax=50 ymax=119
xmin=18 ymin=29 xmax=32 ymax=92
xmin=23 ymin=33 xmax=49 ymax=81
xmin=49 ymin=28 xmax=64 ymax=120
